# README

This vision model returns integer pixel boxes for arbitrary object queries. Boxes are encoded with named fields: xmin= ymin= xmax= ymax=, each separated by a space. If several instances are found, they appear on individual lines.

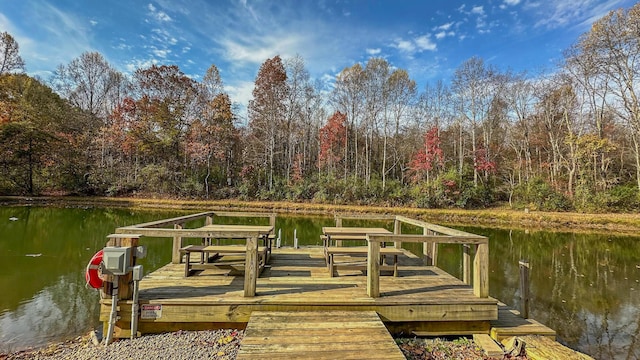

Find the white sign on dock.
xmin=140 ymin=304 xmax=162 ymax=319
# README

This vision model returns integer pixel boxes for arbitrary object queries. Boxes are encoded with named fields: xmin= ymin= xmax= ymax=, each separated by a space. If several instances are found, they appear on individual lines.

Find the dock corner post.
xmin=172 ymin=223 xmax=183 ymax=264
xmin=519 ymin=260 xmax=530 ymax=319
xmin=244 ymin=236 xmax=258 ymax=297
xmin=367 ymin=238 xmax=381 ymax=298
xmin=473 ymin=241 xmax=489 ymax=298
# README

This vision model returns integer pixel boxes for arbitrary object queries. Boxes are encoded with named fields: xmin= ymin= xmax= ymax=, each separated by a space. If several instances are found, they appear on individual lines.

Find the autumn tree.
xmin=186 ymin=93 xmax=237 ymax=197
xmin=318 ymin=111 xmax=347 ymax=174
xmin=409 ymin=126 xmax=443 ymax=184
xmin=248 ymin=55 xmax=289 ymax=191
xmin=452 ymin=57 xmax=499 ymax=187
xmin=568 ymin=3 xmax=640 ymax=190
xmin=0 ymin=74 xmax=88 ymax=194
xmin=0 ymin=32 xmax=25 ymax=74
xmin=383 ymin=68 xmax=416 ymax=188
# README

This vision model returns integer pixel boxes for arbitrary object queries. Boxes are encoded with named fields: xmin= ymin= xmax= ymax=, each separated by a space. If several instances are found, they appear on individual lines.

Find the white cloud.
xmin=152 ymin=48 xmax=170 ymax=58
xmin=436 ymin=22 xmax=454 ymax=31
xmin=125 ymin=58 xmax=158 ymax=73
xmin=392 ymin=34 xmax=437 ymax=56
xmin=503 ymin=0 xmax=521 ymax=5
xmin=148 ymin=3 xmax=172 ymax=22
xmin=471 ymin=6 xmax=485 ymax=15
xmin=415 ymin=35 xmax=436 ymax=51
xmin=366 ymin=48 xmax=381 ymax=55
xmin=218 ymin=34 xmax=305 ymax=65
xmin=226 ymin=79 xmax=255 ymax=123
xmin=394 ymin=39 xmax=415 ymax=53
xmin=90 ymin=20 xmax=98 ymax=26
xmin=435 ymin=30 xmax=456 ymax=40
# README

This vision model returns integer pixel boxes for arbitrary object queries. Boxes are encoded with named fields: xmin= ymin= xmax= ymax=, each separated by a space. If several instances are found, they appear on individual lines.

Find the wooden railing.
xmin=334 ymin=213 xmax=489 ymax=298
xmin=116 ymin=211 xmax=276 ymax=263
xmin=367 ymin=234 xmax=489 ymax=298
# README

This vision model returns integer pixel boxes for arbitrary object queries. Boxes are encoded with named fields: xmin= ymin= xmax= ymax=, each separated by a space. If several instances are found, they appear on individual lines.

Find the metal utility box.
xmin=132 ymin=265 xmax=144 ymax=281
xmin=102 ymin=246 xmax=132 ymax=275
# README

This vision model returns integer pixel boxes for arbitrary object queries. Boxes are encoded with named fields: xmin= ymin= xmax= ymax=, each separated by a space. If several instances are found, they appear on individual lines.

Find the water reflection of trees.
xmin=0 ymin=273 xmax=101 ymax=352
xmin=461 ymin=226 xmax=640 ymax=360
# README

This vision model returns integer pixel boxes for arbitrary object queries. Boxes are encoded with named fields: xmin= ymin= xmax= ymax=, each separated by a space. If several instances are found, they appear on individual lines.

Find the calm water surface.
xmin=0 ymin=206 xmax=638 ymax=359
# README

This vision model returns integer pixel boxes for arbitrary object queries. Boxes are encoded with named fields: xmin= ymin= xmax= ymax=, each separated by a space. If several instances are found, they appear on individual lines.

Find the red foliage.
xmin=409 ymin=126 xmax=443 ymax=181
xmin=318 ymin=111 xmax=347 ymax=169
xmin=474 ymin=147 xmax=496 ymax=173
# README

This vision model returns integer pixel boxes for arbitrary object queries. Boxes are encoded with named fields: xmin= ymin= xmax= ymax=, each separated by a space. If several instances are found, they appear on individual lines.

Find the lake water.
xmin=0 ymin=206 xmax=638 ymax=359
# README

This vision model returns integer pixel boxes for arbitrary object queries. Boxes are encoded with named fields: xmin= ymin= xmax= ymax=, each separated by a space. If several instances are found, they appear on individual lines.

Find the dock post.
xmin=519 ymin=260 xmax=530 ymax=318
xmin=276 ymin=228 xmax=281 ymax=248
xmin=172 ymin=223 xmax=183 ymax=264
xmin=294 ymin=228 xmax=298 ymax=249
xmin=422 ymin=227 xmax=435 ymax=265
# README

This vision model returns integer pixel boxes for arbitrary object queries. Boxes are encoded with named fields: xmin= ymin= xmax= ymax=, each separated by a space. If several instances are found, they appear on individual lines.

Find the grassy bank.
xmin=2 ymin=195 xmax=640 ymax=235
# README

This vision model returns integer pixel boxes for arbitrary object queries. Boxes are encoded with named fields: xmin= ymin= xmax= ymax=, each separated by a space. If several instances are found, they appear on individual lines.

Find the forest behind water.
xmin=2 ymin=5 xmax=640 ymax=213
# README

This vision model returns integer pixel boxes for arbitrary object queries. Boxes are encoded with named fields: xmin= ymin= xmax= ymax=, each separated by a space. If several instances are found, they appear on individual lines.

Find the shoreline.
xmin=2 ymin=195 xmax=640 ymax=235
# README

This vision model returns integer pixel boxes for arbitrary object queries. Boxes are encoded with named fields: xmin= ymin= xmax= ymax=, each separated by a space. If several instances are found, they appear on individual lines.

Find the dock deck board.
xmin=236 ymin=311 xmax=406 ymax=360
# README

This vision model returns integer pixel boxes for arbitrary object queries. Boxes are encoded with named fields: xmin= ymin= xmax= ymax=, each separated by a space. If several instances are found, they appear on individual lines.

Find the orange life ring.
xmin=85 ymin=250 xmax=104 ymax=289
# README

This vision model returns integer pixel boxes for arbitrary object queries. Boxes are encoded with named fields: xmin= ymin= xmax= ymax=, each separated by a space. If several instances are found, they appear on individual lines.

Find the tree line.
xmin=1 ymin=4 xmax=640 ymax=212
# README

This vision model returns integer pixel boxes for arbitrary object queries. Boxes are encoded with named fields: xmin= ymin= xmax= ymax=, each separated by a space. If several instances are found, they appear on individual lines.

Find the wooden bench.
xmin=326 ymin=246 xmax=403 ymax=277
xmin=180 ymin=245 xmax=268 ymax=277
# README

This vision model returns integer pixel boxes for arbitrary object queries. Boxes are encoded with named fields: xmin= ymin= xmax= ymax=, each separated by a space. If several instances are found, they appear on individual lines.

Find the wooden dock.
xmin=237 ymin=311 xmax=405 ymax=359
xmin=100 ymin=247 xmax=498 ymax=337
xmin=96 ymin=212 xmax=571 ymax=358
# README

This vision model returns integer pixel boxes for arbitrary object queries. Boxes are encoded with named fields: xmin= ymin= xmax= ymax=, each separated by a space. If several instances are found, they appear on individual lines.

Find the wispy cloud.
xmin=8 ymin=2 xmax=94 ymax=76
xmin=147 ymin=3 xmax=172 ymax=22
xmin=531 ymin=0 xmax=626 ymax=29
xmin=366 ymin=48 xmax=381 ymax=55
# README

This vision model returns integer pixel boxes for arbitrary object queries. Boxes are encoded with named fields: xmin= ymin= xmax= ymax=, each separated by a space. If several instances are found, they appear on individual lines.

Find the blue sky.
xmin=1 ymin=0 xmax=635 ymax=112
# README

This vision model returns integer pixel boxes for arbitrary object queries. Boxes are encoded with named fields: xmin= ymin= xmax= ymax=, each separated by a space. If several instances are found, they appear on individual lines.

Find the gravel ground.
xmin=1 ymin=331 xmax=527 ymax=360
xmin=0 ymin=329 xmax=244 ymax=360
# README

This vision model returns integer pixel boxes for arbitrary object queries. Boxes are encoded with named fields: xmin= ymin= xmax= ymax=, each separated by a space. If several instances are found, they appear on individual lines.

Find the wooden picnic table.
xmin=321 ymin=227 xmax=396 ymax=276
xmin=196 ymin=224 xmax=273 ymax=297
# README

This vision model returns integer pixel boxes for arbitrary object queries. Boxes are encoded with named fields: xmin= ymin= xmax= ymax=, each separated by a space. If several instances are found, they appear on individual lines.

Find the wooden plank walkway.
xmin=236 ymin=311 xmax=406 ymax=360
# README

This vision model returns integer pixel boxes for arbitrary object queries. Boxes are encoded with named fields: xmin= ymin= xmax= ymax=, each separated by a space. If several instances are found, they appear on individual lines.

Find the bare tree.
xmin=51 ymin=52 xmax=123 ymax=119
xmin=569 ymin=4 xmax=640 ymax=189
xmin=0 ymin=32 xmax=25 ymax=74
xmin=248 ymin=55 xmax=289 ymax=190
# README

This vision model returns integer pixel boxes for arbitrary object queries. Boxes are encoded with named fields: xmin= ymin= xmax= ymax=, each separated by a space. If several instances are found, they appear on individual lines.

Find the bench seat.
xmin=180 ymin=244 xmax=268 ymax=277
xmin=325 ymin=246 xmax=403 ymax=277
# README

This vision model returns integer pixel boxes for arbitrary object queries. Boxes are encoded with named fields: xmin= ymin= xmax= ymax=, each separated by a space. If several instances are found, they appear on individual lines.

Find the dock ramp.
xmin=237 ymin=311 xmax=406 ymax=359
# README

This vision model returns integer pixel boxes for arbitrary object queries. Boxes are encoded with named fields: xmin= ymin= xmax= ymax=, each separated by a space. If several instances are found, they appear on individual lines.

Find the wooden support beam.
xmin=367 ymin=240 xmax=381 ymax=298
xmin=474 ymin=243 xmax=489 ymax=298
xmin=172 ymin=223 xmax=183 ymax=264
xmin=244 ymin=236 xmax=258 ymax=297
xmin=519 ymin=260 xmax=530 ymax=319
